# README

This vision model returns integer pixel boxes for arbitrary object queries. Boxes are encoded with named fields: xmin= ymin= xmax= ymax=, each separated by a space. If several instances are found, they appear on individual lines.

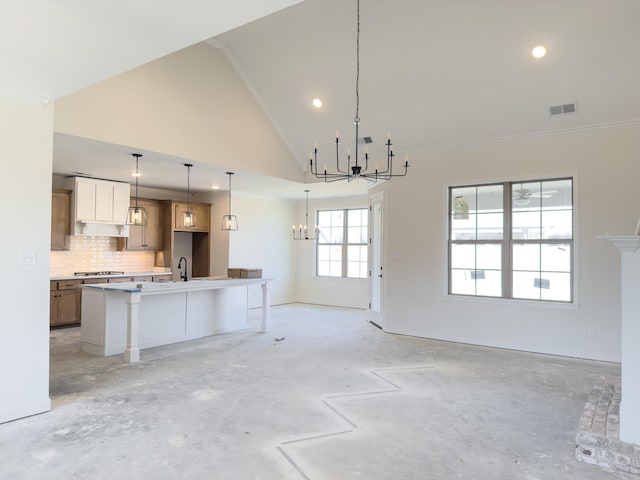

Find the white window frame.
xmin=316 ymin=208 xmax=368 ymax=279
xmin=448 ymin=177 xmax=574 ymax=303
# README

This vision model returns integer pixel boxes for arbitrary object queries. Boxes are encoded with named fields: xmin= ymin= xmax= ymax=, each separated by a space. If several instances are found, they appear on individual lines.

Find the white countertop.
xmin=51 ymin=271 xmax=172 ymax=281
xmin=82 ymin=277 xmax=271 ymax=295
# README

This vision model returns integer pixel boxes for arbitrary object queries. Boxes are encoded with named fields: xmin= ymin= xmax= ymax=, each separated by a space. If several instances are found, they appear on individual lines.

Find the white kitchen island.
xmin=81 ymin=278 xmax=271 ymax=363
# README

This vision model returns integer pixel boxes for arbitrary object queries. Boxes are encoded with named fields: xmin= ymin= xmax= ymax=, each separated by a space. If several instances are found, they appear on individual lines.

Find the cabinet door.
xmin=112 ymin=183 xmax=131 ymax=224
xmin=75 ymin=179 xmax=96 ymax=221
xmin=122 ymin=199 xmax=163 ymax=251
xmin=95 ymin=182 xmax=114 ymax=222
xmin=52 ymin=289 xmax=81 ymax=326
xmin=51 ymin=190 xmax=70 ymax=250
xmin=192 ymin=204 xmax=210 ymax=232
xmin=144 ymin=200 xmax=164 ymax=249
xmin=174 ymin=202 xmax=210 ymax=232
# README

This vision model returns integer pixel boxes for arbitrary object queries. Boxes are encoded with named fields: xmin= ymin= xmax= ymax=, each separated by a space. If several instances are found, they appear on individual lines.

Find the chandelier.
xmin=309 ymin=0 xmax=409 ymax=183
xmin=292 ymin=190 xmax=318 ymax=240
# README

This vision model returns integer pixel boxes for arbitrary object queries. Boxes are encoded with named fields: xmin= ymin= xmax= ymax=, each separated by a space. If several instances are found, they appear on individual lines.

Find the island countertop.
xmin=81 ymin=277 xmax=272 ymax=363
xmin=82 ymin=277 xmax=271 ymax=295
xmin=51 ymin=271 xmax=172 ymax=281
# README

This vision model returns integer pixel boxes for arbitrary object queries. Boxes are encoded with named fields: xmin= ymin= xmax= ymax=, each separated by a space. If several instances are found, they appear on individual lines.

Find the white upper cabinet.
xmin=64 ymin=177 xmax=131 ymax=236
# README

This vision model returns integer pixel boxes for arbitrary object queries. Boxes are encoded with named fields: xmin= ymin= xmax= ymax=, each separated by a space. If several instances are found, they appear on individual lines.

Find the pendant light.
xmin=309 ymin=0 xmax=409 ymax=183
xmin=126 ymin=153 xmax=147 ymax=226
xmin=181 ymin=163 xmax=196 ymax=229
xmin=292 ymin=190 xmax=318 ymax=240
xmin=221 ymin=172 xmax=238 ymax=231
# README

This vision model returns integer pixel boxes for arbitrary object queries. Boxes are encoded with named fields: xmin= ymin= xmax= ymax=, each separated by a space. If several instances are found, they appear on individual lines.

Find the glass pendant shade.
xmin=126 ymin=153 xmax=147 ymax=226
xmin=183 ymin=163 xmax=197 ymax=229
xmin=127 ymin=205 xmax=147 ymax=226
xmin=221 ymin=172 xmax=238 ymax=231
xmin=221 ymin=214 xmax=238 ymax=231
xmin=182 ymin=210 xmax=196 ymax=228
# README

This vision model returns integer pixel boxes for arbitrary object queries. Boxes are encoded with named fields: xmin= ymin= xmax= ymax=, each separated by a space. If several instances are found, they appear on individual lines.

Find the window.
xmin=317 ymin=208 xmax=368 ymax=278
xmin=449 ymin=178 xmax=573 ymax=302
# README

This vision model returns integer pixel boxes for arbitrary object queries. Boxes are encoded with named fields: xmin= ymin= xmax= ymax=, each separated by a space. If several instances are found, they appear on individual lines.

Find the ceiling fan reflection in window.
xmin=513 ymin=184 xmax=557 ymax=206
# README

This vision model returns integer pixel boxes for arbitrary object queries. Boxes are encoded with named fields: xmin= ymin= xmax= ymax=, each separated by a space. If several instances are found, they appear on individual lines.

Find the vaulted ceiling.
xmin=4 ymin=0 xmax=640 ymax=198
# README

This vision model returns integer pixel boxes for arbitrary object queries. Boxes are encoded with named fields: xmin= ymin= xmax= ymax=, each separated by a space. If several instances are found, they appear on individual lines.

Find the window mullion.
xmin=503 ymin=182 xmax=512 ymax=298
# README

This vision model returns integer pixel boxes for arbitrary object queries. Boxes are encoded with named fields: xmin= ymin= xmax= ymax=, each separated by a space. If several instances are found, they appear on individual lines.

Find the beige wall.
xmin=54 ymin=43 xmax=302 ymax=183
xmin=378 ymin=126 xmax=640 ymax=362
xmin=0 ymin=97 xmax=53 ymax=422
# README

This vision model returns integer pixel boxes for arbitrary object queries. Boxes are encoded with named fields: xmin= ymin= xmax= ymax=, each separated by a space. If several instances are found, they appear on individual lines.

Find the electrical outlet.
xmin=587 ymin=327 xmax=596 ymax=337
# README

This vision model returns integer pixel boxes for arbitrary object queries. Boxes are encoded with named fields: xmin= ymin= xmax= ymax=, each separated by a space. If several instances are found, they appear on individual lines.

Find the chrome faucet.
xmin=178 ymin=256 xmax=188 ymax=282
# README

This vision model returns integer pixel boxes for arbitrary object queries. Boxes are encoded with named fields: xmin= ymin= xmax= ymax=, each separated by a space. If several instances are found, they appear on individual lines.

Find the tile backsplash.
xmin=50 ymin=236 xmax=159 ymax=276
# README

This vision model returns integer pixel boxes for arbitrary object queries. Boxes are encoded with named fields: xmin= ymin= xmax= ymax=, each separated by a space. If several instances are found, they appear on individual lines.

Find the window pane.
xmin=513 ymin=244 xmax=540 ymax=271
xmin=451 ymin=187 xmax=477 ymax=216
xmin=541 ymin=209 xmax=572 ymax=239
xmin=347 ymin=244 xmax=368 ymax=278
xmin=476 ymin=184 xmax=503 ymax=211
xmin=512 ymin=211 xmax=541 ymax=239
xmin=540 ymin=272 xmax=571 ymax=301
xmin=348 ymin=209 xmax=366 ymax=227
xmin=475 ymin=270 xmax=502 ymax=297
xmin=451 ymin=214 xmax=477 ymax=241
xmin=451 ymin=244 xmax=475 ymax=269
xmin=451 ymin=269 xmax=476 ymax=295
xmin=513 ymin=182 xmax=542 ymax=211
xmin=317 ymin=245 xmax=331 ymax=261
xmin=512 ymin=271 xmax=540 ymax=300
xmin=348 ymin=226 xmax=367 ymax=244
xmin=476 ymin=213 xmax=503 ymax=240
xmin=476 ymin=244 xmax=501 ymax=270
xmin=541 ymin=244 xmax=571 ymax=272
xmin=317 ymin=245 xmax=342 ymax=277
xmin=541 ymin=179 xmax=572 ymax=209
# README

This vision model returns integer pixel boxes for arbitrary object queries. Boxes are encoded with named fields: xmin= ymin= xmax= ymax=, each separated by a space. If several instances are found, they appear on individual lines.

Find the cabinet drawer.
xmin=57 ymin=280 xmax=84 ymax=290
xmin=84 ymin=278 xmax=109 ymax=285
xmin=152 ymin=275 xmax=172 ymax=282
xmin=108 ymin=277 xmax=135 ymax=283
xmin=134 ymin=275 xmax=153 ymax=282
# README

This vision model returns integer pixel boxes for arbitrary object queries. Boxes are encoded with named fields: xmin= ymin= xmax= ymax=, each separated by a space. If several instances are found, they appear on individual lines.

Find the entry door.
xmin=369 ymin=193 xmax=384 ymax=329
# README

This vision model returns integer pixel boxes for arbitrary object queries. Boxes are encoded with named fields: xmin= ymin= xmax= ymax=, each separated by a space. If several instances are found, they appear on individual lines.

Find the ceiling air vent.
xmin=549 ymin=103 xmax=577 ymax=116
xmin=358 ymin=136 xmax=374 ymax=144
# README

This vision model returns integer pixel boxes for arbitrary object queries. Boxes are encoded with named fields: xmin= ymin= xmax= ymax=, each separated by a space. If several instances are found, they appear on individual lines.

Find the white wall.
xmin=225 ymin=192 xmax=297 ymax=307
xmin=295 ymin=195 xmax=369 ymax=309
xmin=0 ymin=98 xmax=53 ymax=423
xmin=379 ymin=126 xmax=640 ymax=362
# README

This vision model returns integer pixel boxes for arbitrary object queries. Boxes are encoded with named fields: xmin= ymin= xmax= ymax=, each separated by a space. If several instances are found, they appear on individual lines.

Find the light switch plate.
xmin=20 ymin=250 xmax=37 ymax=265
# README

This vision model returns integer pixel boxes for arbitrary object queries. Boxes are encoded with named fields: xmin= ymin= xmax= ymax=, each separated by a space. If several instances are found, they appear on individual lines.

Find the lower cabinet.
xmin=50 ymin=275 xmax=173 ymax=327
xmin=50 ymin=280 xmax=82 ymax=327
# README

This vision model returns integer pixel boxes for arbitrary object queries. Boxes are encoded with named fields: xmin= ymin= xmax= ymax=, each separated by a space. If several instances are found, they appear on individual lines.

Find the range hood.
xmin=63 ymin=176 xmax=131 ymax=237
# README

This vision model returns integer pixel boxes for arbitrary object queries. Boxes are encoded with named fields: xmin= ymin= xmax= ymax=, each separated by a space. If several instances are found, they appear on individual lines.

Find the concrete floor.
xmin=0 ymin=304 xmax=630 ymax=479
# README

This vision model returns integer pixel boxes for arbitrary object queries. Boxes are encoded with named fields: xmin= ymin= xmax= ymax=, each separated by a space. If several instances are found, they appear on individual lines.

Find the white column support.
xmin=599 ymin=235 xmax=640 ymax=445
xmin=124 ymin=290 xmax=142 ymax=364
xmin=261 ymin=280 xmax=271 ymax=333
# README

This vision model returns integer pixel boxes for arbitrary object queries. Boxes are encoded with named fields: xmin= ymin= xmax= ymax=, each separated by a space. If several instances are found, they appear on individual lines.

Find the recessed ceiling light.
xmin=532 ymin=45 xmax=546 ymax=58
xmin=312 ymin=98 xmax=323 ymax=108
xmin=211 ymin=184 xmax=220 ymax=190
xmin=131 ymin=171 xmax=142 ymax=177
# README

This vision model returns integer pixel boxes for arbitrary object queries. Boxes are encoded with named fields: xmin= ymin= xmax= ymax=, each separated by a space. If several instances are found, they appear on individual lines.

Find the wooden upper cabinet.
xmin=118 ymin=198 xmax=164 ymax=251
xmin=174 ymin=202 xmax=210 ymax=232
xmin=51 ymin=190 xmax=71 ymax=250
